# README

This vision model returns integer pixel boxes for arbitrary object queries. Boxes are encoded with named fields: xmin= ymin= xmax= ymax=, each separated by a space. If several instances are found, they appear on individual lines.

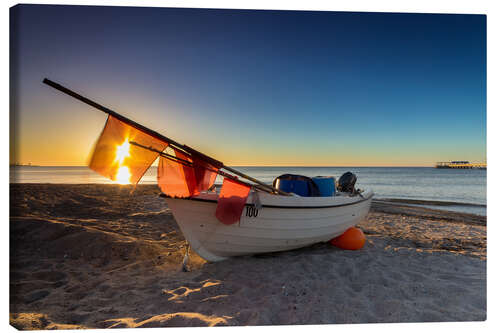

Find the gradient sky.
xmin=10 ymin=5 xmax=486 ymax=166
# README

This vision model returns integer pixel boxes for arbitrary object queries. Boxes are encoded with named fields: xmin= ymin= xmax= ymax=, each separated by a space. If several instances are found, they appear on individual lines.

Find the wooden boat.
xmin=166 ymin=189 xmax=373 ymax=261
xmin=43 ymin=78 xmax=374 ymax=262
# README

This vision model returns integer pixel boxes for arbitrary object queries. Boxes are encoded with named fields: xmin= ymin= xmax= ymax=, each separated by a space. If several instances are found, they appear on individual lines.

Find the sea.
xmin=10 ymin=166 xmax=486 ymax=216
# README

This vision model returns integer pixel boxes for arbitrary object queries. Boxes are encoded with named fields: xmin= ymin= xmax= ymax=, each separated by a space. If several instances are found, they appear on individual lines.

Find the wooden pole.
xmin=42 ymin=78 xmax=222 ymax=168
xmin=129 ymin=141 xmax=275 ymax=194
xmin=42 ymin=78 xmax=291 ymax=196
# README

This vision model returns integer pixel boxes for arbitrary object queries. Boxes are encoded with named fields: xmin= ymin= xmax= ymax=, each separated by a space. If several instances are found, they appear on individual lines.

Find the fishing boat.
xmin=165 ymin=189 xmax=373 ymax=261
xmin=43 ymin=78 xmax=373 ymax=262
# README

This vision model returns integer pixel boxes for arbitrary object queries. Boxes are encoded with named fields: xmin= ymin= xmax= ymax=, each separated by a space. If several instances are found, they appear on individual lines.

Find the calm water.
xmin=11 ymin=166 xmax=486 ymax=215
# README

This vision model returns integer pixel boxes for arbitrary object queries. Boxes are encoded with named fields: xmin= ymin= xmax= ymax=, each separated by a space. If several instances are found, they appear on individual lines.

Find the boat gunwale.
xmin=164 ymin=192 xmax=374 ymax=209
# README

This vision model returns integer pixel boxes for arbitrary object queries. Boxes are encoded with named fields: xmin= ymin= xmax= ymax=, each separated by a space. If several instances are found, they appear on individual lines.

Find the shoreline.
xmin=372 ymin=200 xmax=486 ymax=225
xmin=375 ymin=197 xmax=486 ymax=208
xmin=10 ymin=184 xmax=486 ymax=328
xmin=9 ymin=182 xmax=486 ymax=216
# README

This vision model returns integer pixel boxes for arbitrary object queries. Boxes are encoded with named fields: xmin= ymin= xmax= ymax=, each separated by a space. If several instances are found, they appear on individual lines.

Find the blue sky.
xmin=10 ymin=5 xmax=486 ymax=166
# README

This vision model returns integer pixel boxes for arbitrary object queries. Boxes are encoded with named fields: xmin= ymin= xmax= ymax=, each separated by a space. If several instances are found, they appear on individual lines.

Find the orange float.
xmin=330 ymin=227 xmax=366 ymax=250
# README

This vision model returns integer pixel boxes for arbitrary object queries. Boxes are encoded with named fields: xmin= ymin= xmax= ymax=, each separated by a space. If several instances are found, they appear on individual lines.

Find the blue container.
xmin=312 ymin=176 xmax=336 ymax=196
xmin=275 ymin=178 xmax=310 ymax=197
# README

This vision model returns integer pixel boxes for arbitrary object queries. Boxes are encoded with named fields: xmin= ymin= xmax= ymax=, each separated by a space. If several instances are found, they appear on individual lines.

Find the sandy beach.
xmin=10 ymin=184 xmax=486 ymax=329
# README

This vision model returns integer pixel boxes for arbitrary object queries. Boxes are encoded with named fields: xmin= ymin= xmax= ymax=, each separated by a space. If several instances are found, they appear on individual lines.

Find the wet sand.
xmin=10 ymin=184 xmax=486 ymax=329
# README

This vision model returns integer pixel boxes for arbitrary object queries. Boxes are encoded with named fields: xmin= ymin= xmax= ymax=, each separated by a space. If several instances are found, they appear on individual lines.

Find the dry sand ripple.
xmin=10 ymin=184 xmax=486 ymax=329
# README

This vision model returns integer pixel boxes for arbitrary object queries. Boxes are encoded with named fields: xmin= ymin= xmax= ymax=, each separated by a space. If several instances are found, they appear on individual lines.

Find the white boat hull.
xmin=165 ymin=190 xmax=373 ymax=261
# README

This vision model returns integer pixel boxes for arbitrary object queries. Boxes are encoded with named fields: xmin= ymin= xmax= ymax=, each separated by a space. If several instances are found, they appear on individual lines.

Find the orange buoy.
xmin=330 ymin=227 xmax=366 ymax=250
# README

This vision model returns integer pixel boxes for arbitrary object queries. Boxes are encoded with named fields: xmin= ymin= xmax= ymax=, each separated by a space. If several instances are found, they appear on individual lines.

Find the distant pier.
xmin=435 ymin=161 xmax=486 ymax=169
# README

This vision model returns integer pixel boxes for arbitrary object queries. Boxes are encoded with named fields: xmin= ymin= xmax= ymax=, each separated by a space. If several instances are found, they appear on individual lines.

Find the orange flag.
xmin=215 ymin=178 xmax=251 ymax=225
xmin=191 ymin=156 xmax=219 ymax=194
xmin=89 ymin=115 xmax=168 ymax=185
xmin=158 ymin=151 xmax=196 ymax=198
xmin=157 ymin=150 xmax=219 ymax=198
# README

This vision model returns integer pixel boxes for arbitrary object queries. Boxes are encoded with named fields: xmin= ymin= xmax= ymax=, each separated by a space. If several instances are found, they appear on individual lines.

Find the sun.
xmin=115 ymin=166 xmax=131 ymax=185
xmin=114 ymin=139 xmax=131 ymax=184
xmin=115 ymin=140 xmax=131 ymax=164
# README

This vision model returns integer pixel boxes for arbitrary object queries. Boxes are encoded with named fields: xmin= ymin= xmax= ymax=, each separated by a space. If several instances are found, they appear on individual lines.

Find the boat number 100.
xmin=245 ymin=206 xmax=259 ymax=217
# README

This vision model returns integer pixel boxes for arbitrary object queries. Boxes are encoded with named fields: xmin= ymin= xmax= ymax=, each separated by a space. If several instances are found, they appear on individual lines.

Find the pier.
xmin=435 ymin=161 xmax=486 ymax=169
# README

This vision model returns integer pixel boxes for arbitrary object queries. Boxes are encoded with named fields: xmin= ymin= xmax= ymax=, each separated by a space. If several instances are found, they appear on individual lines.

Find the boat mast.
xmin=42 ymin=78 xmax=290 ymax=196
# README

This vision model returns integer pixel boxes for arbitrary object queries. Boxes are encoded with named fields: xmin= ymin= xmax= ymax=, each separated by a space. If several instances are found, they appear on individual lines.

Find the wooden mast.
xmin=42 ymin=78 xmax=291 ymax=196
xmin=129 ymin=141 xmax=276 ymax=194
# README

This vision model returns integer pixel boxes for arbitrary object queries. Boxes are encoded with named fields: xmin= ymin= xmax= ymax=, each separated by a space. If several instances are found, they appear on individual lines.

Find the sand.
xmin=9 ymin=184 xmax=486 ymax=329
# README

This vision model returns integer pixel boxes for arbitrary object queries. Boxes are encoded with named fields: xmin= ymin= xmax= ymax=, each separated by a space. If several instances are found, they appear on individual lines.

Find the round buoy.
xmin=330 ymin=227 xmax=366 ymax=250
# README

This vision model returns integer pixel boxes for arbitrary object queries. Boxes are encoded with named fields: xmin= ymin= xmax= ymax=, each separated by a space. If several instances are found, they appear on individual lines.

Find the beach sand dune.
xmin=10 ymin=184 xmax=486 ymax=329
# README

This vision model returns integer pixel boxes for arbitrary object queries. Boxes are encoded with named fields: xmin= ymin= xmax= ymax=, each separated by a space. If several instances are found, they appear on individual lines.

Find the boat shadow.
xmin=251 ymin=241 xmax=343 ymax=259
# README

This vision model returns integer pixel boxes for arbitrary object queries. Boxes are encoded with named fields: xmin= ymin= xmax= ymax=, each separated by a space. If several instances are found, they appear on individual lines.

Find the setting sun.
xmin=115 ymin=166 xmax=131 ymax=184
xmin=115 ymin=140 xmax=131 ymax=164
xmin=114 ymin=139 xmax=131 ymax=184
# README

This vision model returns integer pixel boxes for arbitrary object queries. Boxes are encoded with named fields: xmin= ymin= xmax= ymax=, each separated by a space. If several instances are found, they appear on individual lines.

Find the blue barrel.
xmin=275 ymin=178 xmax=310 ymax=197
xmin=312 ymin=176 xmax=336 ymax=196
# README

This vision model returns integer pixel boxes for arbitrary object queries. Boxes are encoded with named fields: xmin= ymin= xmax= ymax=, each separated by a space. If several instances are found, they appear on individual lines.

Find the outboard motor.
xmin=337 ymin=172 xmax=357 ymax=193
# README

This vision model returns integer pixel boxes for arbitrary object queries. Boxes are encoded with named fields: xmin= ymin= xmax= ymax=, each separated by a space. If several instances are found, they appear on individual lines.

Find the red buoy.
xmin=330 ymin=227 xmax=366 ymax=250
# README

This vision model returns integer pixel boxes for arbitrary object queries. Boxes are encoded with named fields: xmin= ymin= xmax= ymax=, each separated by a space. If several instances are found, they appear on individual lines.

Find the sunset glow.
xmin=115 ymin=166 xmax=131 ymax=185
xmin=114 ymin=140 xmax=131 ymax=184
xmin=115 ymin=140 xmax=131 ymax=164
xmin=10 ymin=7 xmax=486 ymax=167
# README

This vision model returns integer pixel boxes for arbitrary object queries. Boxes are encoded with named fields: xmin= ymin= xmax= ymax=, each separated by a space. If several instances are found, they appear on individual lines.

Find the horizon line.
xmin=11 ymin=164 xmax=445 ymax=168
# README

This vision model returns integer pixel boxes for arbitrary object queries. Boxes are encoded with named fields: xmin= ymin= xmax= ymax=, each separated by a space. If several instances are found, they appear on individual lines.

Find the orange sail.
xmin=89 ymin=115 xmax=168 ymax=184
xmin=215 ymin=178 xmax=251 ymax=225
